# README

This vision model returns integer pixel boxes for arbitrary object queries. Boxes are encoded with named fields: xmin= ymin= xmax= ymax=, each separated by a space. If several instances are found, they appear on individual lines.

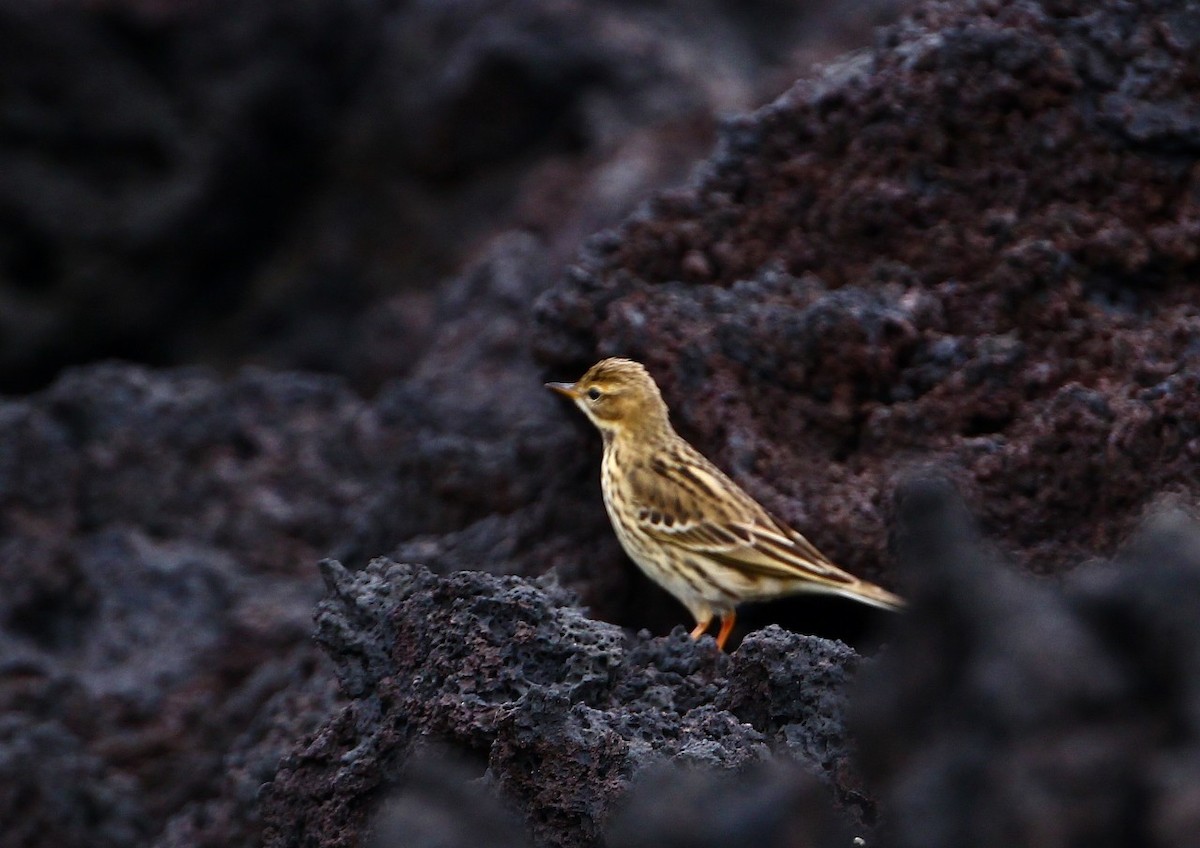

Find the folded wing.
xmin=631 ymin=451 xmax=855 ymax=587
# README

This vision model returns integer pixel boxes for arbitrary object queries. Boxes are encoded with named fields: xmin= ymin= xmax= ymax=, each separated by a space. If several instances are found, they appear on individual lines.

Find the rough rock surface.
xmin=853 ymin=479 xmax=1200 ymax=848
xmin=605 ymin=760 xmax=854 ymax=848
xmin=269 ymin=478 xmax=1200 ymax=848
xmin=0 ymin=308 xmax=600 ymax=848
xmin=535 ymin=0 xmax=1200 ymax=587
xmin=259 ymin=560 xmax=862 ymax=848
xmin=0 ymin=235 xmax=614 ymax=848
xmin=3 ymin=0 xmax=1200 ymax=846
xmin=0 ymin=0 xmax=899 ymax=394
xmin=0 ymin=368 xmax=357 ymax=847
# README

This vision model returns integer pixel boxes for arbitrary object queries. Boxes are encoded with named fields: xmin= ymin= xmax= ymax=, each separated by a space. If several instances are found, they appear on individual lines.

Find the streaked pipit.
xmin=547 ymin=357 xmax=903 ymax=650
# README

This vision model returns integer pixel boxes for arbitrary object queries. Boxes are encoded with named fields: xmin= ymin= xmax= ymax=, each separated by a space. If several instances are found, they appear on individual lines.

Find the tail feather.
xmin=836 ymin=579 xmax=906 ymax=612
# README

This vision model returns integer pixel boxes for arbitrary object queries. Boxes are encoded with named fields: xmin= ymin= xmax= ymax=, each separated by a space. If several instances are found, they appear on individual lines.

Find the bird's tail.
xmin=837 ymin=578 xmax=906 ymax=612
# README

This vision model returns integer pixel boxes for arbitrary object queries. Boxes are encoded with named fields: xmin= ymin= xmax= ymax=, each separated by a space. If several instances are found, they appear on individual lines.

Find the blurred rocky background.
xmin=3 ymin=0 xmax=1200 ymax=846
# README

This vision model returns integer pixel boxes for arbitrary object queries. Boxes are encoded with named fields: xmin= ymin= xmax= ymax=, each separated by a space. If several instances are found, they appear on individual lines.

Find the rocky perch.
xmin=3 ymin=0 xmax=1200 ymax=846
xmin=261 ymin=561 xmax=862 ymax=848
xmin=535 ymin=0 xmax=1200 ymax=585
xmin=249 ymin=481 xmax=1200 ymax=848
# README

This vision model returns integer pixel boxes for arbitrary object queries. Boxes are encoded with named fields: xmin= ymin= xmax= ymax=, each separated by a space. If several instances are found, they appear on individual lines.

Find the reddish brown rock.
xmin=3 ymin=0 xmax=1200 ymax=847
xmin=535 ymin=0 xmax=1200 ymax=588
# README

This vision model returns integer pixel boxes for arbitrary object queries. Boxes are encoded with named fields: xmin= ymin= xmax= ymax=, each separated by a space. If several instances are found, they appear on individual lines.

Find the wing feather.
xmin=630 ymin=448 xmax=858 ymax=588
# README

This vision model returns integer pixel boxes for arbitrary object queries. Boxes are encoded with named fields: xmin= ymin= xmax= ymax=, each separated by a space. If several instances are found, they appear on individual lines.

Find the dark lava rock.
xmin=259 ymin=560 xmax=861 ymax=848
xmin=367 ymin=749 xmax=530 ymax=848
xmin=365 ymin=747 xmax=860 ymax=848
xmin=0 ymin=328 xmax=596 ymax=847
xmin=0 ymin=714 xmax=147 ymax=848
xmin=0 ymin=233 xmax=612 ymax=848
xmin=535 ymin=0 xmax=1200 ymax=588
xmin=5 ymin=0 xmax=1200 ymax=846
xmin=0 ymin=0 xmax=902 ymax=394
xmin=0 ymin=367 xmax=361 ymax=847
xmin=854 ymin=479 xmax=1200 ymax=848
xmin=0 ymin=3 xmax=906 ymax=837
xmin=0 ymin=1 xmax=375 ymax=392
xmin=605 ymin=759 xmax=854 ymax=848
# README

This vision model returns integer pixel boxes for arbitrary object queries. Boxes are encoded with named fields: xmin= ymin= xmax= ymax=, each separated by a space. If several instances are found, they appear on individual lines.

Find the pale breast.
xmin=600 ymin=445 xmax=728 ymax=619
xmin=600 ymin=446 xmax=654 ymax=560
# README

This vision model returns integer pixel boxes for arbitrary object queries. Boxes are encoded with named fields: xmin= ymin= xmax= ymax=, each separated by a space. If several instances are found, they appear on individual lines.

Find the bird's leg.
xmin=689 ymin=615 xmax=712 ymax=641
xmin=715 ymin=612 xmax=736 ymax=651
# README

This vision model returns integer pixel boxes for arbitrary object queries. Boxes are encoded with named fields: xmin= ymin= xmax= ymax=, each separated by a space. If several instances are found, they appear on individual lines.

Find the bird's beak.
xmin=545 ymin=381 xmax=581 ymax=400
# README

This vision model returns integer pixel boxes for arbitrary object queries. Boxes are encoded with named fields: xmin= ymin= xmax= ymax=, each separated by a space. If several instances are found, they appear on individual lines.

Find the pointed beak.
xmin=545 ymin=381 xmax=581 ymax=400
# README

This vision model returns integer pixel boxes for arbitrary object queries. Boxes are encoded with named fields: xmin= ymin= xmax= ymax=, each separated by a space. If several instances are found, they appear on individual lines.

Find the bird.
xmin=546 ymin=357 xmax=903 ymax=651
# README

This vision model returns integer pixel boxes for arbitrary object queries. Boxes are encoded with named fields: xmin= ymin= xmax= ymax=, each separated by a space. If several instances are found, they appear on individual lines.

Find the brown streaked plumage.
xmin=547 ymin=357 xmax=903 ymax=650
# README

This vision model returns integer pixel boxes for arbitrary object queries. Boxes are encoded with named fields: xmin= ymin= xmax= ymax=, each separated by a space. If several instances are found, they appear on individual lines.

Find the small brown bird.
xmin=547 ymin=357 xmax=903 ymax=650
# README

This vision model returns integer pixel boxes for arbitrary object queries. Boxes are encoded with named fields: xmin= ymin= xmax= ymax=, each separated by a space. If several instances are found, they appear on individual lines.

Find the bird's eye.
xmin=587 ymin=387 xmax=602 ymax=401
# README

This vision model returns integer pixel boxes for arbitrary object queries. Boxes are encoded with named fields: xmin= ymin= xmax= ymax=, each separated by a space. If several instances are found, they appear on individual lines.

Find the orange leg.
xmin=715 ymin=611 xmax=737 ymax=651
xmin=689 ymin=615 xmax=712 ymax=641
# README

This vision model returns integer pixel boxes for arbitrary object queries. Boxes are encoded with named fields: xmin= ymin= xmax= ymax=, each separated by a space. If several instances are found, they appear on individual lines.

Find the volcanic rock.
xmin=259 ymin=560 xmax=862 ymax=848
xmin=3 ymin=0 xmax=1200 ymax=846
xmin=854 ymin=479 xmax=1200 ymax=848
xmin=535 ymin=0 xmax=1200 ymax=588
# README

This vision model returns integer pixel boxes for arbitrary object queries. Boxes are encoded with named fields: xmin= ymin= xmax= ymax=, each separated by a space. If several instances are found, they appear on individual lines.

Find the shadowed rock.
xmin=853 ymin=479 xmax=1200 ymax=848
xmin=3 ymin=0 xmax=1200 ymax=845
xmin=605 ymin=759 xmax=854 ymax=848
xmin=259 ymin=560 xmax=862 ymax=848
xmin=367 ymin=748 xmax=530 ymax=848
xmin=535 ymin=0 xmax=1200 ymax=591
xmin=0 ymin=0 xmax=896 ymax=394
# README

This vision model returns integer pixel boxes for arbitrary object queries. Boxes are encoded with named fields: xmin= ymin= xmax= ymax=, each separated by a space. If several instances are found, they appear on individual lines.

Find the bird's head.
xmin=546 ymin=357 xmax=671 ymax=440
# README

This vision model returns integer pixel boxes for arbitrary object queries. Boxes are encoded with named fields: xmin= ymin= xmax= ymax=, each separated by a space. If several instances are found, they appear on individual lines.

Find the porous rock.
xmin=853 ymin=479 xmax=1200 ymax=848
xmin=535 ymin=0 xmax=1200 ymax=587
xmin=4 ymin=0 xmax=1200 ymax=845
xmin=0 ymin=236 xmax=609 ymax=847
xmin=259 ymin=560 xmax=861 ymax=848
xmin=0 ymin=0 xmax=897 ymax=394
xmin=604 ymin=759 xmax=855 ymax=848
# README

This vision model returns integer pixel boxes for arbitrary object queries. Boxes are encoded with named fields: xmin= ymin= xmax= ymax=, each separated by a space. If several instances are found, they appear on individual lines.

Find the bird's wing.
xmin=642 ymin=512 xmax=858 ymax=585
xmin=630 ymin=451 xmax=858 ymax=587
